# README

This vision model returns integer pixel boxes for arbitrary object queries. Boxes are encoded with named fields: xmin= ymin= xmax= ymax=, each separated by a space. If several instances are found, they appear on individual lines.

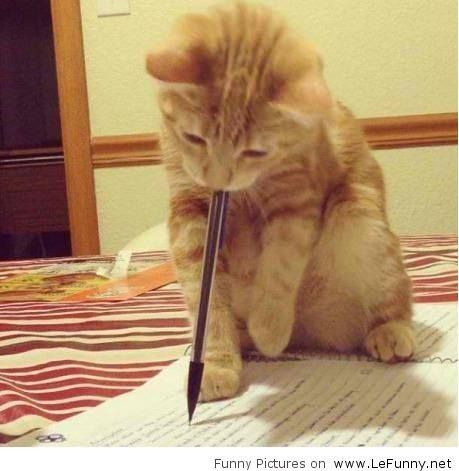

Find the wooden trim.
xmin=91 ymin=134 xmax=162 ymax=168
xmin=50 ymin=0 xmax=100 ymax=255
xmin=0 ymin=147 xmax=63 ymax=158
xmin=362 ymin=112 xmax=457 ymax=149
xmin=90 ymin=113 xmax=457 ymax=168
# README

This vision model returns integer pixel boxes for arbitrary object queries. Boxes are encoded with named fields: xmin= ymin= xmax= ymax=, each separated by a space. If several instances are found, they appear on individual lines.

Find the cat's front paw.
xmin=198 ymin=352 xmax=242 ymax=402
xmin=200 ymin=361 xmax=241 ymax=402
xmin=248 ymin=309 xmax=292 ymax=358
xmin=365 ymin=320 xmax=416 ymax=363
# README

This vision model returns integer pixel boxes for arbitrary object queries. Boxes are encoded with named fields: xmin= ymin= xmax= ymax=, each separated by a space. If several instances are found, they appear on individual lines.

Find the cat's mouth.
xmin=188 ymin=173 xmax=207 ymax=188
xmin=184 ymin=165 xmax=233 ymax=191
xmin=184 ymin=162 xmax=257 ymax=191
xmin=190 ymin=174 xmax=254 ymax=192
xmin=187 ymin=173 xmax=227 ymax=191
xmin=193 ymin=178 xmax=233 ymax=191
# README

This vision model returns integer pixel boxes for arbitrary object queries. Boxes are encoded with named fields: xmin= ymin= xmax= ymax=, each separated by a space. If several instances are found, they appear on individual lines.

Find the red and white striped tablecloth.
xmin=0 ymin=235 xmax=457 ymax=443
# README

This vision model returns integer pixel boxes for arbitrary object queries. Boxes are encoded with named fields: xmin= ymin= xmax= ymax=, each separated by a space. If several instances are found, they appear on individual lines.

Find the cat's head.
xmin=147 ymin=2 xmax=333 ymax=191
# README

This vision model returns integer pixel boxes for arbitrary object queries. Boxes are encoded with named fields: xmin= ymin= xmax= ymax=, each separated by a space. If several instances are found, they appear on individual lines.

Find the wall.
xmin=376 ymin=146 xmax=457 ymax=235
xmin=94 ymin=165 xmax=170 ymax=254
xmin=80 ymin=0 xmax=457 ymax=254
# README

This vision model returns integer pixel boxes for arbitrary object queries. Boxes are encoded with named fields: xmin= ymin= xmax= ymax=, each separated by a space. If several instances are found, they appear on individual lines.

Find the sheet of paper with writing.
xmin=412 ymin=303 xmax=457 ymax=361
xmin=10 ymin=302 xmax=457 ymax=447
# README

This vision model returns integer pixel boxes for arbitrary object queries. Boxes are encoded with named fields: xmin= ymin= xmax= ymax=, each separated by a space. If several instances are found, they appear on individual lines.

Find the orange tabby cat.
xmin=146 ymin=2 xmax=415 ymax=401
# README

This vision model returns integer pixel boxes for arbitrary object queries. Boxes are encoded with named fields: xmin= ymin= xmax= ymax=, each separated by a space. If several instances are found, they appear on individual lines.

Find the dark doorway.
xmin=0 ymin=0 xmax=70 ymax=260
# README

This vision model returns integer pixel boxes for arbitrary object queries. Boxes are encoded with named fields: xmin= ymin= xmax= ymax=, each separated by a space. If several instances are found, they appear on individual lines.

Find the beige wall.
xmin=377 ymin=146 xmax=457 ymax=235
xmin=80 ymin=0 xmax=458 ymax=254
xmin=94 ymin=165 xmax=170 ymax=254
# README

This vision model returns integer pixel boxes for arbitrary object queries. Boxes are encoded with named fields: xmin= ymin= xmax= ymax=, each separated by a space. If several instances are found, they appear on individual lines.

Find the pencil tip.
xmin=187 ymin=361 xmax=204 ymax=427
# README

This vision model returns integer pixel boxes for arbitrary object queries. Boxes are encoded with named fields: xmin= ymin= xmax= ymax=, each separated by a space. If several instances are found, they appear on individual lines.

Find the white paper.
xmin=412 ymin=303 xmax=457 ymax=361
xmin=10 ymin=303 xmax=457 ymax=447
xmin=96 ymin=249 xmax=132 ymax=280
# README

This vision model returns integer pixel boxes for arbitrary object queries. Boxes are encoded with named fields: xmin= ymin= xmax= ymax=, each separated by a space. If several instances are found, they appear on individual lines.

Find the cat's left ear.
xmin=146 ymin=13 xmax=215 ymax=84
xmin=271 ymin=72 xmax=334 ymax=126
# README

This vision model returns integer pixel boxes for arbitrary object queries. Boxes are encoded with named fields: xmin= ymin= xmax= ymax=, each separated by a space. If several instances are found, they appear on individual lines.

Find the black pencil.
xmin=187 ymin=190 xmax=229 ymax=424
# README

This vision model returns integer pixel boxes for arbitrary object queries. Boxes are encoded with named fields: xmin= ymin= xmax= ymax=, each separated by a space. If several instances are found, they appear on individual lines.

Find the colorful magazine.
xmin=0 ymin=258 xmax=176 ymax=302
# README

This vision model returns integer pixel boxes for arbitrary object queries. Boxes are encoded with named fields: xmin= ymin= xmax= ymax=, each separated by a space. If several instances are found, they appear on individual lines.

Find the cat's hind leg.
xmin=365 ymin=320 xmax=416 ymax=362
xmin=297 ymin=191 xmax=415 ymax=362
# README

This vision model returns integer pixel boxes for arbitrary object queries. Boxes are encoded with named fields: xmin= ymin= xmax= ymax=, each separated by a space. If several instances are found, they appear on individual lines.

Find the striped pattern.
xmin=399 ymin=235 xmax=457 ymax=303
xmin=0 ymin=236 xmax=456 ymax=443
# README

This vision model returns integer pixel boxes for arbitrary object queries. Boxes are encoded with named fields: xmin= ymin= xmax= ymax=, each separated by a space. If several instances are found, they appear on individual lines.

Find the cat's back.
xmin=325 ymin=102 xmax=387 ymax=217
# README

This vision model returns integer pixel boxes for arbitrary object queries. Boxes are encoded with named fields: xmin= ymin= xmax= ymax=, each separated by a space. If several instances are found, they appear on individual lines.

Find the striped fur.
xmin=147 ymin=2 xmax=415 ymax=401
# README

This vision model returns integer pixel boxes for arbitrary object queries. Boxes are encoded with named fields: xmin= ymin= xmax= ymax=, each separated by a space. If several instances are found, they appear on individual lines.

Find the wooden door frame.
xmin=50 ymin=0 xmax=100 ymax=255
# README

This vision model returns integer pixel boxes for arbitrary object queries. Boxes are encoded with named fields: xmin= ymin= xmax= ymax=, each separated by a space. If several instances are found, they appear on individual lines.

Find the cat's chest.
xmin=225 ymin=200 xmax=262 ymax=278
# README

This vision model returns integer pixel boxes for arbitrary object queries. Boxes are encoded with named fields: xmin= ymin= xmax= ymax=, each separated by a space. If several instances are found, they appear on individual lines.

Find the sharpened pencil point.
xmin=187 ymin=360 xmax=204 ymax=426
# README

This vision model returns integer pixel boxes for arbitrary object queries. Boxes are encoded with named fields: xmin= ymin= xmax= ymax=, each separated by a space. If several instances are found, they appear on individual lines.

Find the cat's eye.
xmin=241 ymin=149 xmax=268 ymax=158
xmin=183 ymin=132 xmax=206 ymax=146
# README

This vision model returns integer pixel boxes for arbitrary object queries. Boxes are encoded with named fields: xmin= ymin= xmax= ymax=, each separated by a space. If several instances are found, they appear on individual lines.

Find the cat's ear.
xmin=271 ymin=73 xmax=334 ymax=125
xmin=146 ymin=14 xmax=214 ymax=84
xmin=270 ymin=37 xmax=334 ymax=125
xmin=146 ymin=48 xmax=205 ymax=84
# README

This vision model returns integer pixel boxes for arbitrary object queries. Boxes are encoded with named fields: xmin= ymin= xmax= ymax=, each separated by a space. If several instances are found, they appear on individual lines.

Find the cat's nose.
xmin=204 ymin=163 xmax=233 ymax=190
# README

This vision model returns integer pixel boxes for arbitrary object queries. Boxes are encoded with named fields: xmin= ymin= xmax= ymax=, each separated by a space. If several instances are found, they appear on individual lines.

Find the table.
xmin=0 ymin=236 xmax=457 ymax=443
